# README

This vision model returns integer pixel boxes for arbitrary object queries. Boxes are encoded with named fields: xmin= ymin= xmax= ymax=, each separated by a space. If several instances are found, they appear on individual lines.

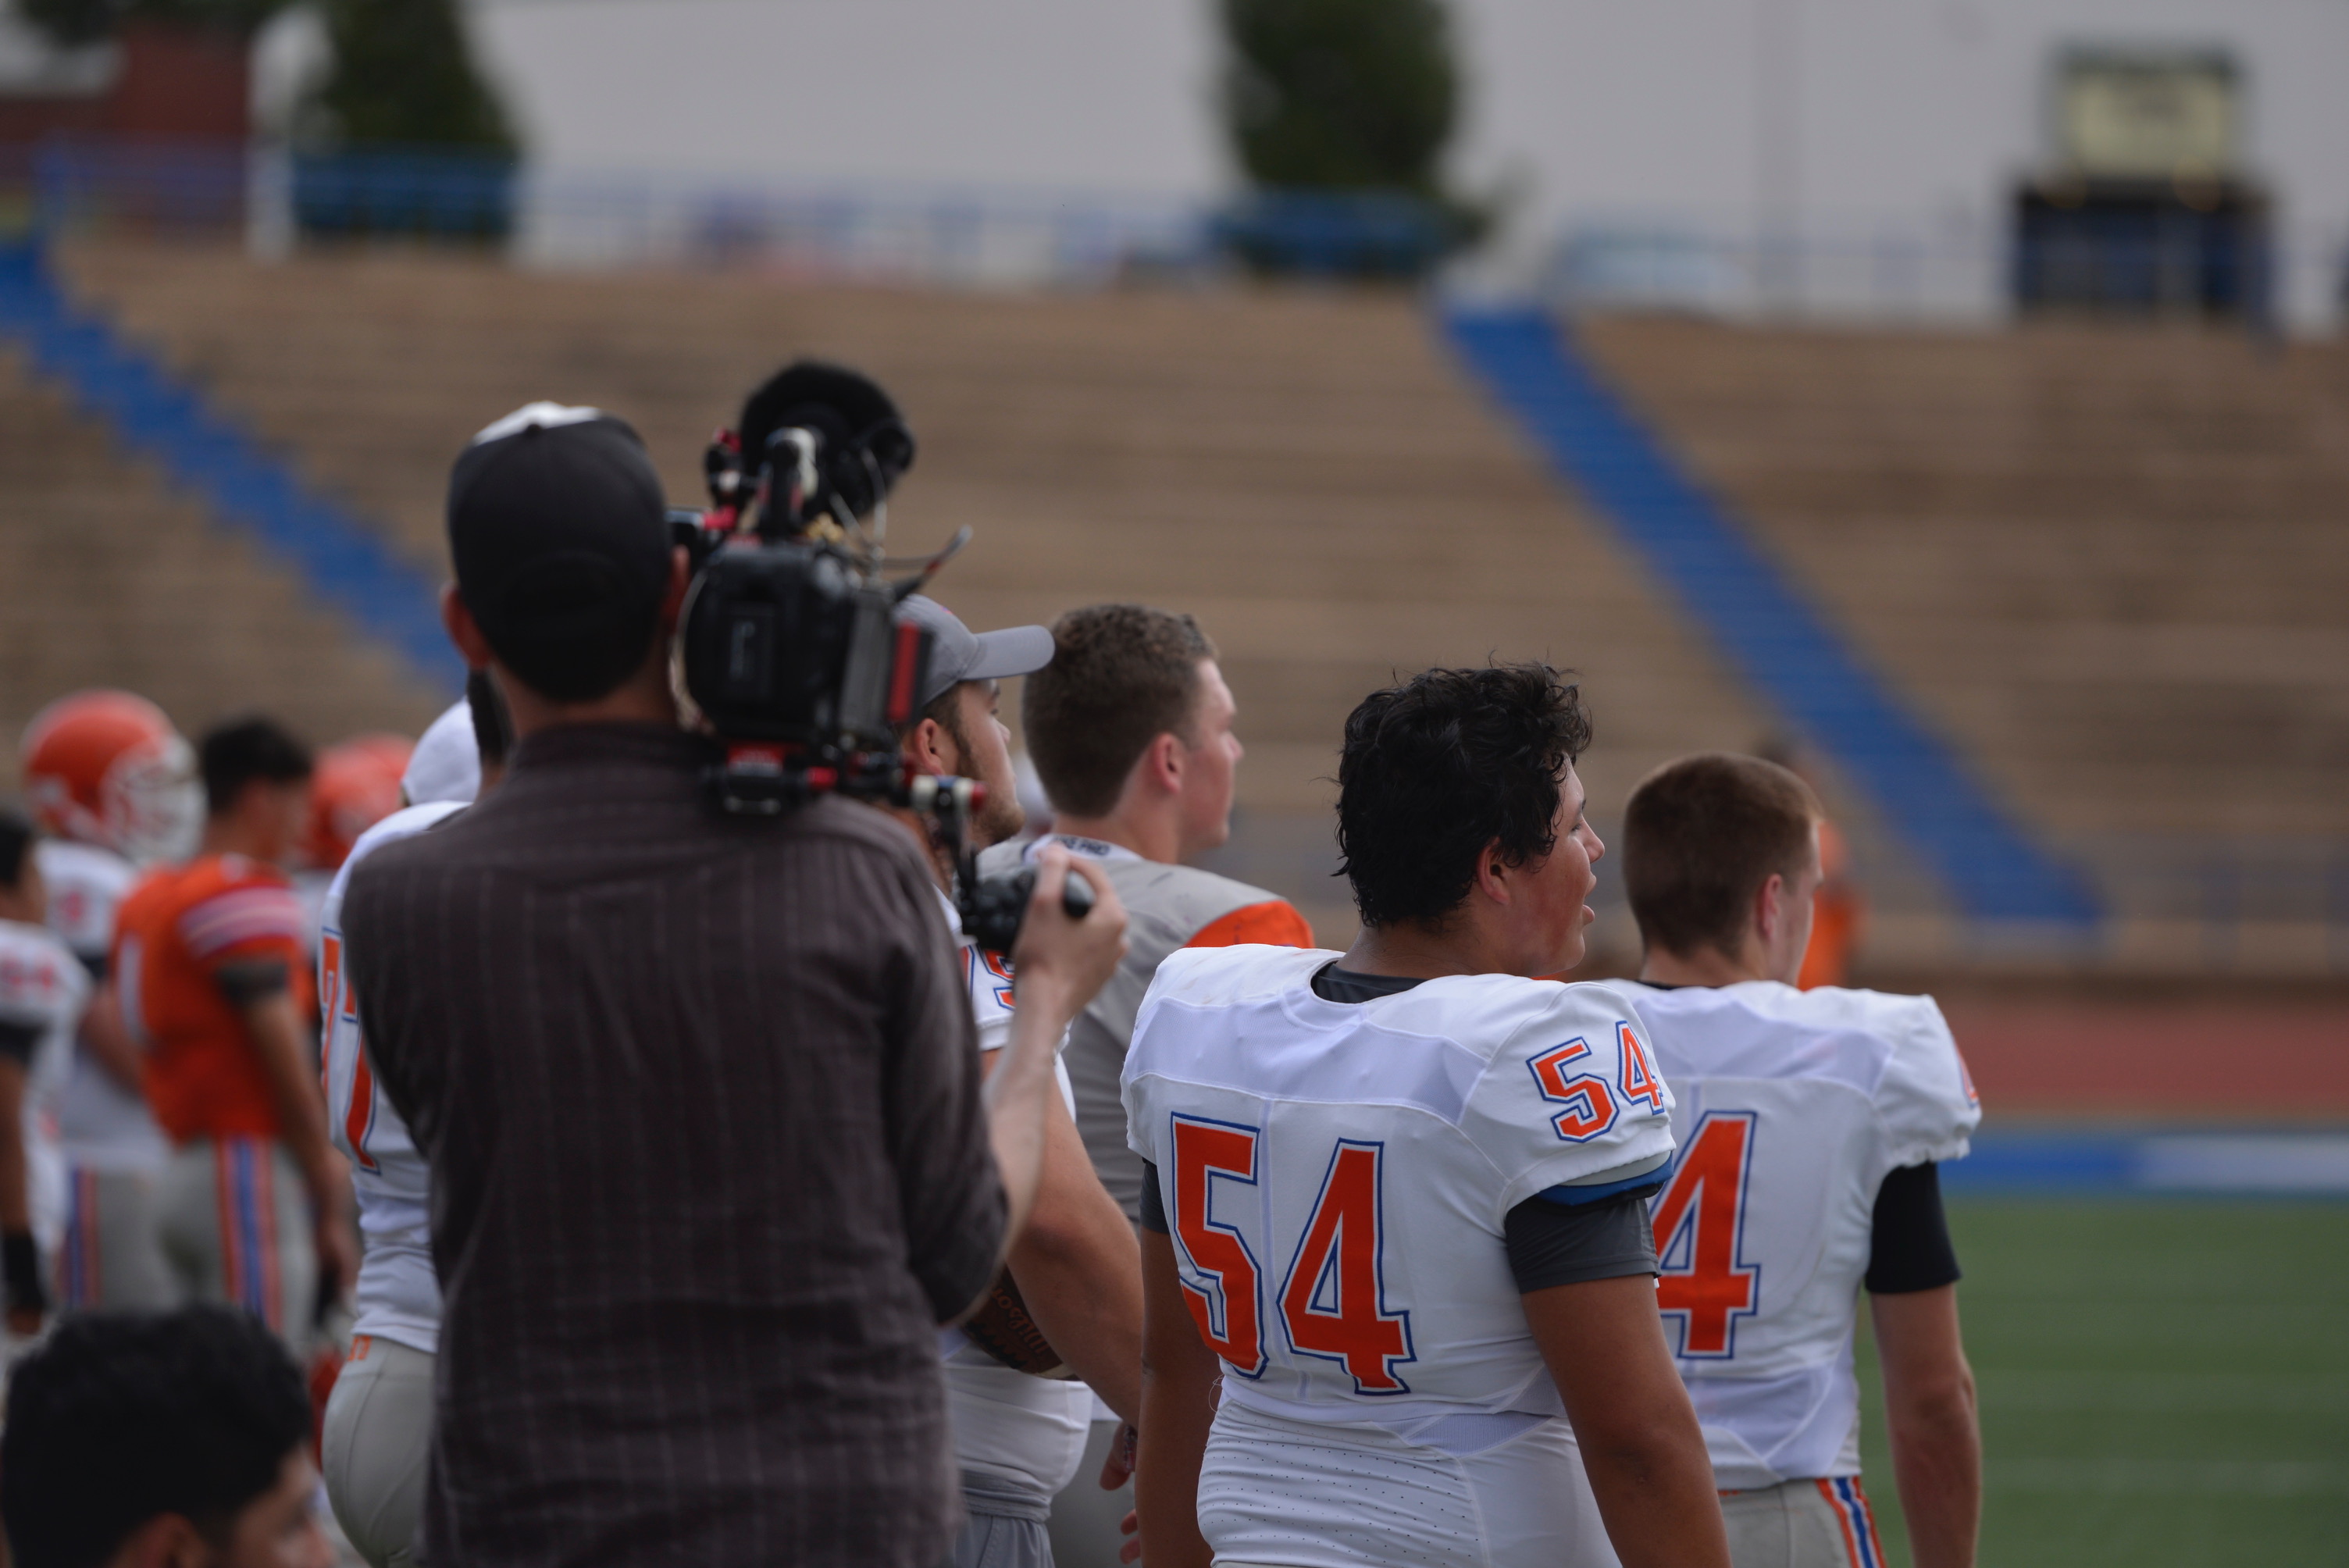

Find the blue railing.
xmin=0 ymin=239 xmax=461 ymax=691
xmin=1442 ymin=305 xmax=2098 ymax=929
xmin=291 ymin=147 xmax=519 ymax=240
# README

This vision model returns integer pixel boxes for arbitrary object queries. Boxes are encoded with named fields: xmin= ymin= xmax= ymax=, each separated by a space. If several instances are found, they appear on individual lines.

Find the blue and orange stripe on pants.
xmin=1817 ymin=1476 xmax=1886 ymax=1568
xmin=62 ymin=1169 xmax=102 ymax=1307
xmin=214 ymin=1137 xmax=283 ymax=1331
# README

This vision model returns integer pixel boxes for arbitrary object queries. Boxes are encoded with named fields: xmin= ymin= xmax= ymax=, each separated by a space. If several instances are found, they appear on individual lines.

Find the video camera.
xmin=671 ymin=361 xmax=1089 ymax=950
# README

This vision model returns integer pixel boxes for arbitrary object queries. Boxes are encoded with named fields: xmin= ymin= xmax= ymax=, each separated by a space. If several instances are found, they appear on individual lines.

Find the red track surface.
xmin=1937 ymin=996 xmax=2349 ymax=1119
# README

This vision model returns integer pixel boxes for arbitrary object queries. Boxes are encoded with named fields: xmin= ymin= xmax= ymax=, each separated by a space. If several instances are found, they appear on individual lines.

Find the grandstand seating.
xmin=33 ymin=242 xmax=2347 ymax=967
xmin=0 ymin=341 xmax=444 ymax=756
xmin=48 ymin=241 xmax=1772 ymax=940
xmin=1574 ymin=315 xmax=2349 ymax=848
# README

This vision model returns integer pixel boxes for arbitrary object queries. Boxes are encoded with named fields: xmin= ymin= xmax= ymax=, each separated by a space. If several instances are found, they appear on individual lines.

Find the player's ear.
xmin=1473 ymin=837 xmax=1513 ymax=906
xmin=904 ymin=716 xmax=954 ymax=778
xmin=114 ymin=1510 xmax=207 ymax=1568
xmin=1754 ymin=871 xmax=1786 ymax=944
xmin=1136 ymin=731 xmax=1185 ymax=800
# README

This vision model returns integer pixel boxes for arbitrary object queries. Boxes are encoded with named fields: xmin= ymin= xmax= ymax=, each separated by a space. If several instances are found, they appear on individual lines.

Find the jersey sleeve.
xmin=1186 ymin=899 xmax=1317 ymax=950
xmin=1873 ymin=994 xmax=1981 ymax=1169
xmin=0 ymin=935 xmax=83 ymax=1032
xmin=175 ymin=872 xmax=306 ymax=978
xmin=1459 ymin=982 xmax=1679 ymax=1228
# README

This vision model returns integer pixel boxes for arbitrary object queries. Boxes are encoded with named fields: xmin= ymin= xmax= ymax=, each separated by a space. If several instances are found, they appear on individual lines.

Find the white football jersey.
xmin=320 ymin=803 xmax=463 ymax=1356
xmin=0 ymin=917 xmax=91 ymax=1257
xmin=934 ymin=888 xmax=1093 ymax=1499
xmin=293 ymin=868 xmax=333 ymax=967
xmin=37 ymin=839 xmax=167 ymax=1174
xmin=1629 ymin=981 xmax=1980 ymax=1491
xmin=1125 ymin=944 xmax=1674 ymax=1566
xmin=1126 ymin=947 xmax=1674 ymax=1567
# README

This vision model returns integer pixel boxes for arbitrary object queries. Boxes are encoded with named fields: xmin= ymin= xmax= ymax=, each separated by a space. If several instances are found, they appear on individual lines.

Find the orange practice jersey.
xmin=1798 ymin=818 xmax=1864 ymax=990
xmin=1186 ymin=898 xmax=1317 ymax=952
xmin=114 ymin=855 xmax=310 ymax=1144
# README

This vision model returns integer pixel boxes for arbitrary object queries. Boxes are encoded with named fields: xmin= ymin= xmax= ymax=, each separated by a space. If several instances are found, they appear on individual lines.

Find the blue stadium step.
xmin=1441 ymin=304 xmax=2097 ymax=928
xmin=0 ymin=240 xmax=459 ymax=691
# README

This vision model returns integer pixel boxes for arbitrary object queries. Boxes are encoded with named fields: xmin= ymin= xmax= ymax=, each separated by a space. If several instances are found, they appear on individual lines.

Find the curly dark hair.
xmin=2 ymin=1306 xmax=312 ymax=1568
xmin=1336 ymin=664 xmax=1592 ymax=928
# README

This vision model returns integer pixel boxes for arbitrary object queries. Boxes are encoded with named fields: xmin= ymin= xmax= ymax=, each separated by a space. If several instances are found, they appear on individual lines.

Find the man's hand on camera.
xmin=964 ymin=845 xmax=1127 ymax=1278
xmin=1008 ymin=846 xmax=1126 ymax=1032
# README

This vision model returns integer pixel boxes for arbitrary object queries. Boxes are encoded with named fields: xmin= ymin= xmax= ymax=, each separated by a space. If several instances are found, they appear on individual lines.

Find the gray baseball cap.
xmin=895 ymin=595 xmax=1054 ymax=710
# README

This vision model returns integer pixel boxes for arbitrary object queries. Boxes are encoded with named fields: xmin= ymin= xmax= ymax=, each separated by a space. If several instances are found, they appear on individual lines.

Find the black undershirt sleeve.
xmin=1139 ymin=1160 xmax=1168 ymax=1234
xmin=211 ymin=958 xmax=291 ymax=1008
xmin=0 ymin=1021 xmax=37 ymax=1067
xmin=1865 ymin=1161 xmax=1961 ymax=1294
xmin=1505 ymin=1187 xmax=1662 ymax=1294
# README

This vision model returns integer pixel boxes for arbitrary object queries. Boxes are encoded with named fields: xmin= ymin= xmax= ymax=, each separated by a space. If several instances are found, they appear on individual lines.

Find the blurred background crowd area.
xmin=0 ymin=3 xmax=2342 ymax=1559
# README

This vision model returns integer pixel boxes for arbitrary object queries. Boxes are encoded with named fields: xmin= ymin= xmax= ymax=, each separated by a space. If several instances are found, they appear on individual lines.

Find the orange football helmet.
xmin=301 ymin=734 xmax=414 ymax=872
xmin=20 ymin=690 xmax=203 ymax=866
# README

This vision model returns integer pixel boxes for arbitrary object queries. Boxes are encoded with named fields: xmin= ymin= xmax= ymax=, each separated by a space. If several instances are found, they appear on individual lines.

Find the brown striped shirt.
xmin=344 ymin=722 xmax=1001 ymax=1566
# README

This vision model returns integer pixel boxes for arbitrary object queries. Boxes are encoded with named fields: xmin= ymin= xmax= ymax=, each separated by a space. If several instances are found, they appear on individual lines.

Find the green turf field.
xmin=1851 ymin=1199 xmax=2349 ymax=1566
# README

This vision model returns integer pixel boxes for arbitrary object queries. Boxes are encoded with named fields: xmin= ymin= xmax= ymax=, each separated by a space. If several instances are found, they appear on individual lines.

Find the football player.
xmin=113 ymin=717 xmax=356 ymax=1339
xmin=0 ymin=809 xmax=91 ymax=1338
xmin=884 ymin=597 xmax=1144 ymax=1568
xmin=1620 ymin=754 xmax=1980 ymax=1568
xmin=980 ymin=604 xmax=1317 ymax=1553
xmin=1126 ymin=665 xmax=1729 ymax=1568
xmin=294 ymin=733 xmax=413 ymax=954
xmin=319 ymin=679 xmax=510 ymax=1568
xmin=19 ymin=690 xmax=202 ymax=1312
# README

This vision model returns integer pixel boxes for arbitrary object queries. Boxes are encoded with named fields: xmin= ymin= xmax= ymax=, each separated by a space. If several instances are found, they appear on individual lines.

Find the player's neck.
xmin=1046 ymin=807 xmax=1179 ymax=866
xmin=198 ymin=817 xmax=277 ymax=868
xmin=1638 ymin=943 xmax=1767 ymax=988
xmin=1342 ymin=920 xmax=1512 ymax=982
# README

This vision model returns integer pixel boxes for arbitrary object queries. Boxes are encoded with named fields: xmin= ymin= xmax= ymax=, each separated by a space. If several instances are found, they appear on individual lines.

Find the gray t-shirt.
xmin=977 ymin=835 xmax=1311 ymax=1222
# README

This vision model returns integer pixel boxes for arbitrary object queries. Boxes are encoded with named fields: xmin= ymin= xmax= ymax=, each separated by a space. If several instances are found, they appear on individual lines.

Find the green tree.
xmin=308 ymin=0 xmax=515 ymax=154
xmin=15 ymin=0 xmax=287 ymax=45
xmin=1221 ymin=0 xmax=1462 ymax=200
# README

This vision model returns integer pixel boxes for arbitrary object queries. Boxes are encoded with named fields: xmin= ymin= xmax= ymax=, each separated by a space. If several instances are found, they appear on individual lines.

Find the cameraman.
xmin=343 ymin=404 xmax=1126 ymax=1567
xmin=883 ymin=597 xmax=1145 ymax=1568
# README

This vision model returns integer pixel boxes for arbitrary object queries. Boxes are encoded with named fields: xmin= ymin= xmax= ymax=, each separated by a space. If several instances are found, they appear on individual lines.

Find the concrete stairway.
xmin=0 ymin=343 xmax=444 ymax=759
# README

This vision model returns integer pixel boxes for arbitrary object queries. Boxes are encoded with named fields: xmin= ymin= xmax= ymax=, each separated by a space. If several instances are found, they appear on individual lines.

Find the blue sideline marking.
xmin=1439 ymin=305 xmax=2095 ymax=928
xmin=0 ymin=240 xmax=461 ymax=691
xmin=1946 ymin=1131 xmax=2349 ymax=1196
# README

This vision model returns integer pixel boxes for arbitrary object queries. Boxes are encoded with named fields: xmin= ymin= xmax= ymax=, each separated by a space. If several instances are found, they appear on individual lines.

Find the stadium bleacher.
xmin=19 ymin=240 xmax=2347 ymax=968
xmin=1576 ymin=315 xmax=2349 ymax=843
xmin=1574 ymin=315 xmax=2349 ymax=969
xmin=49 ymin=240 xmax=1773 ymax=942
xmin=0 ymin=339 xmax=441 ymax=757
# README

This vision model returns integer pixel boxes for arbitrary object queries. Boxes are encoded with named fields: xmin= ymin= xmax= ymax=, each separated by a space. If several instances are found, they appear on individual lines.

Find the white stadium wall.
xmin=452 ymin=0 xmax=2349 ymax=326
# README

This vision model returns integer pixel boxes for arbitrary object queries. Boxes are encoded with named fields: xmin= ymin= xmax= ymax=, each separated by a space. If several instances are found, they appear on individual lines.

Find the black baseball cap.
xmin=448 ymin=403 xmax=671 ymax=703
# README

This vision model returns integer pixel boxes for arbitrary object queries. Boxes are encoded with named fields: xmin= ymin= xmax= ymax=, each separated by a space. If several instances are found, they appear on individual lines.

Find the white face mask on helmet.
xmin=101 ymin=733 xmax=204 ymax=867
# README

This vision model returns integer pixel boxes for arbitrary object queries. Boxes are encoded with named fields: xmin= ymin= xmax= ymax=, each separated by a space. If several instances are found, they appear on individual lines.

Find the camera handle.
xmin=907 ymin=775 xmax=1094 ymax=953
